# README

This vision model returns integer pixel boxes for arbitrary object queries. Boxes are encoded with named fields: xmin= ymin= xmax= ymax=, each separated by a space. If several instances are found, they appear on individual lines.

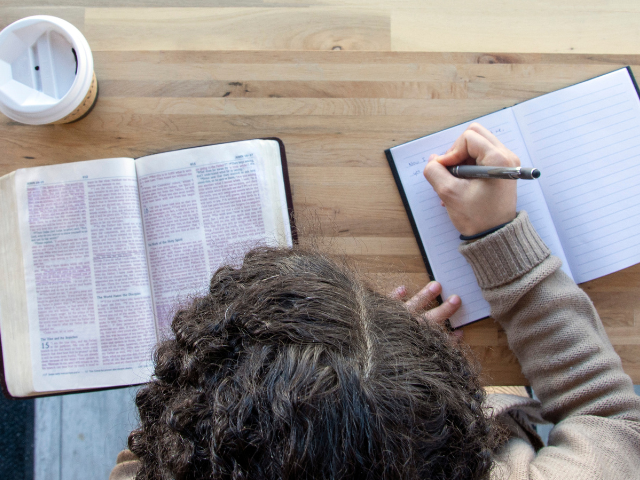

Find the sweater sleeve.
xmin=459 ymin=211 xmax=640 ymax=479
xmin=109 ymin=449 xmax=139 ymax=480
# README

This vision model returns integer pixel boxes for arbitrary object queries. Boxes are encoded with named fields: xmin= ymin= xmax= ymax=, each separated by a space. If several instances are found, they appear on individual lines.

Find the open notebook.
xmin=386 ymin=67 xmax=640 ymax=327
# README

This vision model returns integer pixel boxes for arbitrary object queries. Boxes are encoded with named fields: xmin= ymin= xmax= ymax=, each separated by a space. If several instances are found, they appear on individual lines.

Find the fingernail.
xmin=428 ymin=154 xmax=437 ymax=162
xmin=428 ymin=282 xmax=440 ymax=294
xmin=448 ymin=295 xmax=461 ymax=306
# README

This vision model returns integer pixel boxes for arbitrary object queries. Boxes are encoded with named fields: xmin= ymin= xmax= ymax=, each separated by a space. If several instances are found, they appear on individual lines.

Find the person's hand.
xmin=422 ymin=123 xmax=520 ymax=236
xmin=391 ymin=282 xmax=464 ymax=342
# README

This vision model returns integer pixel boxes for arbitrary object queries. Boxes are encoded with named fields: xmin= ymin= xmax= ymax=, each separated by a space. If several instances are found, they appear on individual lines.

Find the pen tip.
xmin=532 ymin=169 xmax=541 ymax=179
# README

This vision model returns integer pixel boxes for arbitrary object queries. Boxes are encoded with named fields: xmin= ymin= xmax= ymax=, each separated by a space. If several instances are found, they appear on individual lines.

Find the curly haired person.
xmin=111 ymin=124 xmax=640 ymax=480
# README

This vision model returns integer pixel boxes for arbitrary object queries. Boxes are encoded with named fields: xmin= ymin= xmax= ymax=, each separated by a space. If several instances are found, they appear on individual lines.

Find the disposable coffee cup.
xmin=0 ymin=16 xmax=98 ymax=125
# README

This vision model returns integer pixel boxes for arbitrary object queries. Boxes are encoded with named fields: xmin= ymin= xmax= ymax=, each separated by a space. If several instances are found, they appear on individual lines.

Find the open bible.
xmin=0 ymin=139 xmax=294 ymax=398
xmin=386 ymin=67 xmax=640 ymax=328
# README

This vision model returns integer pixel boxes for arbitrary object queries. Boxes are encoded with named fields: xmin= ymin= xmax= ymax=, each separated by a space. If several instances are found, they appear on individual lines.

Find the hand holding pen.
xmin=422 ymin=123 xmax=520 ymax=237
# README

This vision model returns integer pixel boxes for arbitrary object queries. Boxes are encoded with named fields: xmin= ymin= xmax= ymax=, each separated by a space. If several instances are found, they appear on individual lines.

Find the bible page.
xmin=388 ymin=109 xmax=570 ymax=327
xmin=14 ymin=158 xmax=156 ymax=393
xmin=135 ymin=140 xmax=292 ymax=336
xmin=513 ymin=68 xmax=640 ymax=283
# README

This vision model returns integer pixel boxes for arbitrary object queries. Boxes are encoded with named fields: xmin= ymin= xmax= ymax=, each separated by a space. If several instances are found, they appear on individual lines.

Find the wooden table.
xmin=2 ymin=9 xmax=640 ymax=387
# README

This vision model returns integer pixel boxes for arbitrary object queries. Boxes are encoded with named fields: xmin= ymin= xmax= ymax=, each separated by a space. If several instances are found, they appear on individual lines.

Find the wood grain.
xmin=0 ymin=7 xmax=84 ymax=31
xmin=391 ymin=2 xmax=640 ymax=54
xmin=9 ymin=1 xmax=640 ymax=55
xmin=35 ymin=387 xmax=139 ymax=480
xmin=84 ymin=8 xmax=390 ymax=51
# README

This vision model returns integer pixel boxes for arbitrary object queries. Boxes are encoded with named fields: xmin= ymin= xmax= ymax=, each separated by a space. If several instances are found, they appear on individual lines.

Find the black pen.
xmin=447 ymin=166 xmax=541 ymax=180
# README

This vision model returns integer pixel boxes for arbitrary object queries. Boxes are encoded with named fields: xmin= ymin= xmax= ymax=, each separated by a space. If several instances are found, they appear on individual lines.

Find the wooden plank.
xmin=34 ymin=396 xmax=62 ymax=480
xmin=14 ymin=0 xmax=269 ymax=7
xmin=299 ymin=236 xmax=421 ymax=256
xmin=84 ymin=7 xmax=390 ymax=51
xmin=92 ymin=59 xmax=623 ymax=82
xmin=391 ymin=1 xmax=640 ymax=54
xmin=0 ymin=113 xmax=524 ymax=148
xmin=93 ymin=97 xmax=515 ymax=117
xmin=0 ymin=7 xmax=84 ymax=31
xmin=87 ymin=50 xmax=640 ymax=65
xmin=97 ymin=76 xmax=619 ymax=102
xmin=96 ymin=80 xmax=470 ymax=100
xmin=58 ymin=388 xmax=139 ymax=480
xmin=5 ymin=1 xmax=640 ymax=55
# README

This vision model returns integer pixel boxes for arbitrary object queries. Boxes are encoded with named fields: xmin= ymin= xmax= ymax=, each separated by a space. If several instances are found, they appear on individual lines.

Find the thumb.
xmin=423 ymin=156 xmax=459 ymax=195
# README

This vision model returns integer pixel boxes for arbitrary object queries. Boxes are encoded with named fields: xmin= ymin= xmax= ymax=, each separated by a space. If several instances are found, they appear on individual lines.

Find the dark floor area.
xmin=0 ymin=394 xmax=34 ymax=480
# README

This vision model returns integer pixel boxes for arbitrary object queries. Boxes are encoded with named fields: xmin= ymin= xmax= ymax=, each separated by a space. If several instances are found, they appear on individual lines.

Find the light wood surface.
xmin=2 ymin=3 xmax=640 ymax=392
xmin=34 ymin=387 xmax=139 ymax=480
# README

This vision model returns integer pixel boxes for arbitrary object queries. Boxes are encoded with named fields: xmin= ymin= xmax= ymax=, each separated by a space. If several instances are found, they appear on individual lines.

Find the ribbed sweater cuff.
xmin=458 ymin=211 xmax=550 ymax=289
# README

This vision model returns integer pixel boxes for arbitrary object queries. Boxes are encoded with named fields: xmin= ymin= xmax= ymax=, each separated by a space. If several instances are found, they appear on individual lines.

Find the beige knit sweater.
xmin=460 ymin=211 xmax=640 ymax=479
xmin=110 ymin=212 xmax=640 ymax=480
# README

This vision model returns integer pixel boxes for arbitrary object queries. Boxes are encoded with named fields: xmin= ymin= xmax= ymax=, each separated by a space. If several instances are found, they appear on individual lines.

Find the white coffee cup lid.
xmin=0 ymin=16 xmax=94 ymax=124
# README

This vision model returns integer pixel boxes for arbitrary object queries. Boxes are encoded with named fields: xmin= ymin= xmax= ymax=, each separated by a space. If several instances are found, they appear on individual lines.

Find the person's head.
xmin=129 ymin=247 xmax=498 ymax=480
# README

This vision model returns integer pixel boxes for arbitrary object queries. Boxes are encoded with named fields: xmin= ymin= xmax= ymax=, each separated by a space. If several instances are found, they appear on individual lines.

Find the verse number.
xmin=41 ymin=341 xmax=50 ymax=349
xmin=82 ymin=175 xmax=88 ymax=179
xmin=190 ymin=162 xmax=196 ymax=166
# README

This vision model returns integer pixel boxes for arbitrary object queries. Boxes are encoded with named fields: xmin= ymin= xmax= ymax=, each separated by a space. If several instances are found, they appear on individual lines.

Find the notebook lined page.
xmin=389 ymin=109 xmax=569 ymax=327
xmin=513 ymin=68 xmax=640 ymax=283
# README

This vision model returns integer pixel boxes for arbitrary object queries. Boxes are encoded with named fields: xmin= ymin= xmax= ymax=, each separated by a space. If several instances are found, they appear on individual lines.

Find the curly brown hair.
xmin=129 ymin=247 xmax=498 ymax=480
